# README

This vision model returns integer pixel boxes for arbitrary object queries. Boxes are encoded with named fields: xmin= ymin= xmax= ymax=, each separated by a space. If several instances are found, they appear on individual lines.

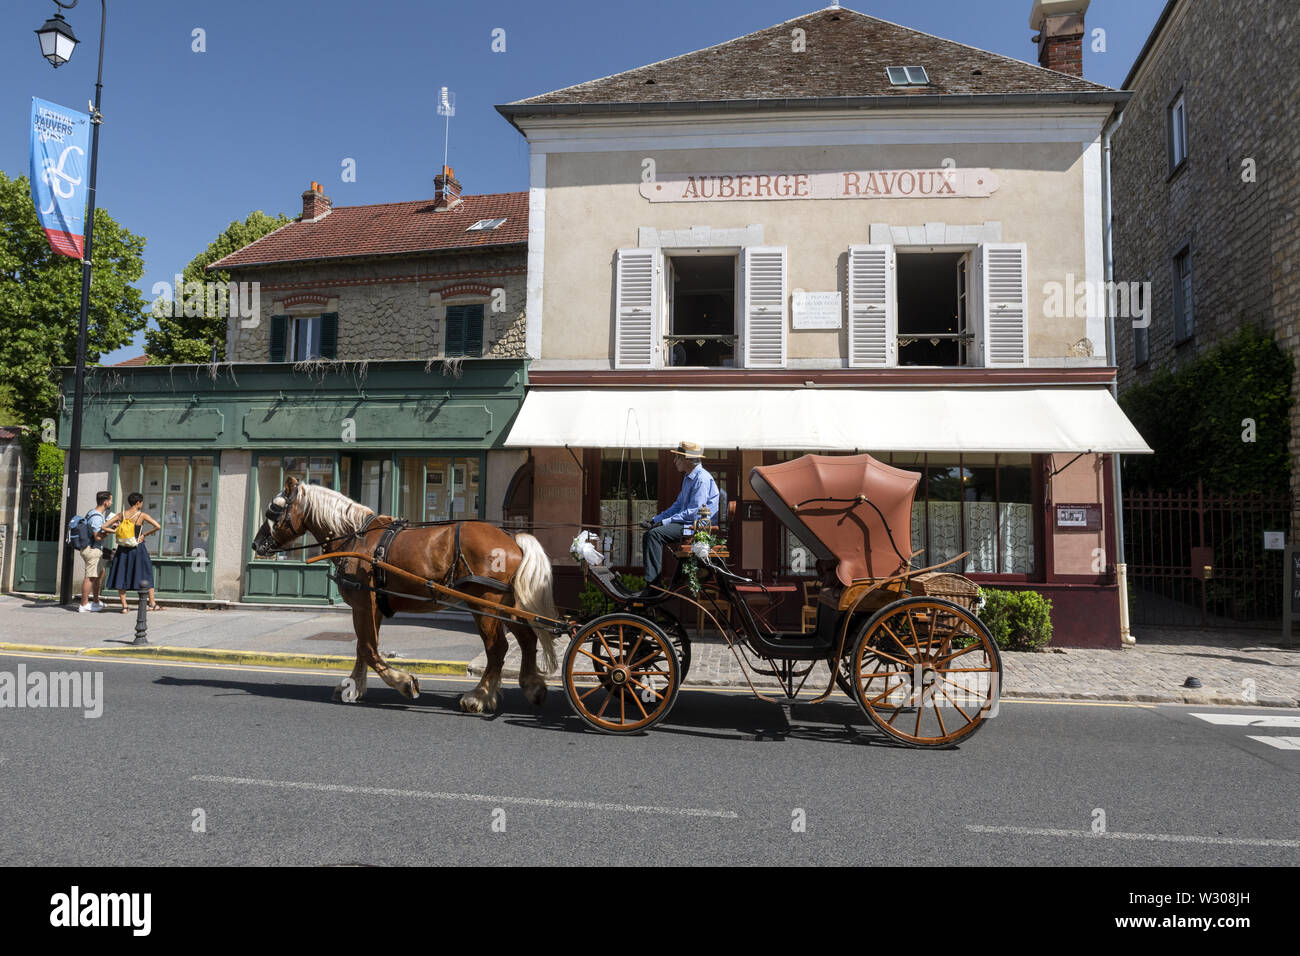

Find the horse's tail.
xmin=513 ymin=533 xmax=558 ymax=672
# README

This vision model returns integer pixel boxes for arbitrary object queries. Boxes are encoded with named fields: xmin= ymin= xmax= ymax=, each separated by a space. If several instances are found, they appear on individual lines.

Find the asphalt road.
xmin=1 ymin=651 xmax=1297 ymax=866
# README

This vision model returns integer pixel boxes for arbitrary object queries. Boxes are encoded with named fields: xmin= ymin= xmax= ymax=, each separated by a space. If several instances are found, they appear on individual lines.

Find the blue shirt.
xmin=86 ymin=511 xmax=105 ymax=537
xmin=655 ymin=463 xmax=719 ymax=533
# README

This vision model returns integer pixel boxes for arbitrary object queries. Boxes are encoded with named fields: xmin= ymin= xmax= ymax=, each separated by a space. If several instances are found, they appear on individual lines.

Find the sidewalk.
xmin=1 ymin=594 xmax=1296 ymax=707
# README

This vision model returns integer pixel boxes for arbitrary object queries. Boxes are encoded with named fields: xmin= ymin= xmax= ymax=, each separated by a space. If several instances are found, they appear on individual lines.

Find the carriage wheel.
xmin=563 ymin=614 xmax=680 ymax=735
xmin=850 ymin=597 xmax=1001 ymax=748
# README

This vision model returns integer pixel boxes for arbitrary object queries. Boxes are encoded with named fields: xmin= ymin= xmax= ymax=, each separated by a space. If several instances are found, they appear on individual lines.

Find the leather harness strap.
xmin=370 ymin=518 xmax=408 ymax=618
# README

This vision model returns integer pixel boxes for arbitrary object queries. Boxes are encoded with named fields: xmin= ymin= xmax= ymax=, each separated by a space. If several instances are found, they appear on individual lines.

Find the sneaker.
xmin=90 ymin=601 xmax=106 ymax=611
xmin=77 ymin=603 xmax=93 ymax=613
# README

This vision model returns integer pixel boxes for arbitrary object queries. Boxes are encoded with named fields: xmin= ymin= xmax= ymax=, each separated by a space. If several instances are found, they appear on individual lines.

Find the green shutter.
xmin=269 ymin=315 xmax=288 ymax=362
xmin=445 ymin=304 xmax=483 ymax=358
xmin=465 ymin=304 xmax=483 ymax=356
xmin=320 ymin=312 xmax=338 ymax=359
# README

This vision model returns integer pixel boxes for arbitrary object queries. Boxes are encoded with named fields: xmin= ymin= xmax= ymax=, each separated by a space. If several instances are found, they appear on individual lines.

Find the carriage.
xmin=564 ymin=453 xmax=1002 ymax=748
xmin=282 ymin=452 xmax=1000 ymax=748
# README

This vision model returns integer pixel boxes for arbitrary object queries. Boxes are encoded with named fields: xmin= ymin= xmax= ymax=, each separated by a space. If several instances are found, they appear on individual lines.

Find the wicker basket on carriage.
xmin=907 ymin=571 xmax=981 ymax=612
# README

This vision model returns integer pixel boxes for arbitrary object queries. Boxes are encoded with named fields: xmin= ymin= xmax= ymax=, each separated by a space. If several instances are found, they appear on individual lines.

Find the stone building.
xmin=497 ymin=2 xmax=1151 ymax=646
xmin=52 ymin=173 xmax=531 ymax=605
xmin=1109 ymin=0 xmax=1299 ymax=513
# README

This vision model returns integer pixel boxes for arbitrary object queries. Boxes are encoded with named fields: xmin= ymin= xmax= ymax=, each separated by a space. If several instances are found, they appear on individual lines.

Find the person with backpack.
xmin=102 ymin=492 xmax=163 ymax=614
xmin=69 ymin=491 xmax=113 ymax=612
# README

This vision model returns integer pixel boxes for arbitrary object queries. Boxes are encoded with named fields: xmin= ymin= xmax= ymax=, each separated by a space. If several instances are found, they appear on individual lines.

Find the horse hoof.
xmin=407 ymin=676 xmax=421 ymax=699
xmin=522 ymin=680 xmax=547 ymax=707
xmin=459 ymin=693 xmax=484 ymax=714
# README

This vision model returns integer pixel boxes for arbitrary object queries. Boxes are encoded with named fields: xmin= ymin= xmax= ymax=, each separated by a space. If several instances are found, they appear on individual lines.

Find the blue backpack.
xmin=66 ymin=510 xmax=99 ymax=549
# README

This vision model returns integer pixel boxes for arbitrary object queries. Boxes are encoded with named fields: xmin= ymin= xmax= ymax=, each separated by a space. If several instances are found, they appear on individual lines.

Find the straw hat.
xmin=669 ymin=441 xmax=705 ymax=459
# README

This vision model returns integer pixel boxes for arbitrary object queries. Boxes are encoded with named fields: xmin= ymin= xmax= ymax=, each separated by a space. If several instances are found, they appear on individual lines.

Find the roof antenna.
xmin=437 ymin=86 xmax=456 ymax=177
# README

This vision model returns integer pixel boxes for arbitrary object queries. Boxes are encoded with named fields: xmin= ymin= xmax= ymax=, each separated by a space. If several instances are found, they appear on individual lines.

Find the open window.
xmin=896 ymin=251 xmax=970 ymax=366
xmin=665 ymin=253 xmax=737 ymax=367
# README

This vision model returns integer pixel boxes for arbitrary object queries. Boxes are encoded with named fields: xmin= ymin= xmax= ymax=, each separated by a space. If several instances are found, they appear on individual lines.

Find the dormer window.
xmin=886 ymin=66 xmax=930 ymax=86
xmin=467 ymin=217 xmax=507 ymax=232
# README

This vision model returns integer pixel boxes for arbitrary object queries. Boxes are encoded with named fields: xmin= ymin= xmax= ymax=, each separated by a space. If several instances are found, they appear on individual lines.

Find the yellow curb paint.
xmin=0 ymin=642 xmax=466 ymax=676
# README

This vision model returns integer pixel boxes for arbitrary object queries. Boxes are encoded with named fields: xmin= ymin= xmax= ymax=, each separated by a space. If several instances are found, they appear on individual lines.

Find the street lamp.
xmin=37 ymin=1 xmax=106 ymax=607
xmin=35 ymin=12 xmax=78 ymax=67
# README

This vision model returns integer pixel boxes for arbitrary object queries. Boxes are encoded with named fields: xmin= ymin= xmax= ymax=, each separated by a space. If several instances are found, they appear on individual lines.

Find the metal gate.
xmin=14 ymin=475 xmax=61 ymax=594
xmin=1123 ymin=480 xmax=1292 ymax=627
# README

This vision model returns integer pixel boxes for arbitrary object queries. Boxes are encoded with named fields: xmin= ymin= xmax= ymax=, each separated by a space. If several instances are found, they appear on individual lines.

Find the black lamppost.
xmin=37 ymin=1 xmax=106 ymax=606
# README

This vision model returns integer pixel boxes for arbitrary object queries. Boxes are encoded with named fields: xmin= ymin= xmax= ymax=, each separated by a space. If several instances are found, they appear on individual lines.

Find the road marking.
xmin=966 ymin=825 xmax=1300 ymax=848
xmin=1248 ymin=736 xmax=1300 ymax=750
xmin=1191 ymin=713 xmax=1300 ymax=727
xmin=191 ymin=774 xmax=739 ymax=819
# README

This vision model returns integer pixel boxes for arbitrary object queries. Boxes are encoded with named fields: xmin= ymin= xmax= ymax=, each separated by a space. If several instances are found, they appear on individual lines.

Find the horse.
xmin=251 ymin=476 xmax=558 ymax=713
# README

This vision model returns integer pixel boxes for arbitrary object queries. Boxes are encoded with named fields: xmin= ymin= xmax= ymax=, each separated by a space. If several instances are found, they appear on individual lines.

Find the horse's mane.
xmin=295 ymin=482 xmax=374 ymax=539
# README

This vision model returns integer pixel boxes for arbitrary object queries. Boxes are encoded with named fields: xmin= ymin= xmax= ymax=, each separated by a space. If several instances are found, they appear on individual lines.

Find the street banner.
xmin=29 ymin=97 xmax=91 ymax=259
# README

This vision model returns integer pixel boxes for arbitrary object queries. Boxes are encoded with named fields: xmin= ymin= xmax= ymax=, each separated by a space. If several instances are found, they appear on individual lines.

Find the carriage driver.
xmin=638 ymin=441 xmax=720 ymax=587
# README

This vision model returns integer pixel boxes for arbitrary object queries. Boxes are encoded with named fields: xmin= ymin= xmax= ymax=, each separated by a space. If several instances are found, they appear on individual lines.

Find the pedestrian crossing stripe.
xmin=1190 ymin=713 xmax=1300 ymax=727
xmin=1247 ymin=736 xmax=1300 ymax=750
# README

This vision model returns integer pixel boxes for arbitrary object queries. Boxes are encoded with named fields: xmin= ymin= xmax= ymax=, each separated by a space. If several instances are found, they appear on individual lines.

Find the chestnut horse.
xmin=251 ymin=476 xmax=557 ymax=713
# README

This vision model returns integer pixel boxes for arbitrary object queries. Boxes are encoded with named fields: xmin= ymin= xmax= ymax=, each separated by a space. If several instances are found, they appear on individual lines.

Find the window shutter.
xmin=614 ymin=248 xmax=659 ymax=369
xmin=269 ymin=315 xmax=288 ymax=363
xmin=847 ymin=244 xmax=896 ymax=367
xmin=320 ymin=312 xmax=338 ymax=359
xmin=742 ymin=246 xmax=787 ymax=368
xmin=465 ymin=304 xmax=484 ymax=356
xmin=445 ymin=305 xmax=466 ymax=357
xmin=975 ymin=243 xmax=1028 ymax=367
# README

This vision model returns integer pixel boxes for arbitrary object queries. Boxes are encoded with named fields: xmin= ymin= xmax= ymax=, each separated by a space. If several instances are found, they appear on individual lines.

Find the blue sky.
xmin=1 ymin=0 xmax=1167 ymax=363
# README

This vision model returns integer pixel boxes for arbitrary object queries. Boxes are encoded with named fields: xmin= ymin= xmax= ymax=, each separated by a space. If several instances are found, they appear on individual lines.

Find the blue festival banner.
xmin=29 ymin=97 xmax=91 ymax=259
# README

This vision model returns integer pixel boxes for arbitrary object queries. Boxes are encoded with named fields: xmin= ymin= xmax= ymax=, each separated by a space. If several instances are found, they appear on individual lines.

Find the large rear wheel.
xmin=850 ymin=597 xmax=1001 ymax=748
xmin=563 ymin=614 xmax=680 ymax=734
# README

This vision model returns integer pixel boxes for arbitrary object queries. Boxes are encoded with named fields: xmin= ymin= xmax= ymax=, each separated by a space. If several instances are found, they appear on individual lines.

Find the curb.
xmin=0 ymin=643 xmax=468 ymax=676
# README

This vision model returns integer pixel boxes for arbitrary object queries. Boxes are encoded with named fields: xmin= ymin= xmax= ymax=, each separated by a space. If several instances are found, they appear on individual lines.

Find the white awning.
xmin=504 ymin=387 xmax=1153 ymax=454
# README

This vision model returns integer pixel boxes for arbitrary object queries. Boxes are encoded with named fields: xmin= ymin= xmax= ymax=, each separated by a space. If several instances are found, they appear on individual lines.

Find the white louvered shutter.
xmin=976 ymin=243 xmax=1028 ymax=367
xmin=741 ymin=246 xmax=787 ymax=368
xmin=847 ymin=244 xmax=896 ymax=367
xmin=614 ymin=248 xmax=660 ymax=369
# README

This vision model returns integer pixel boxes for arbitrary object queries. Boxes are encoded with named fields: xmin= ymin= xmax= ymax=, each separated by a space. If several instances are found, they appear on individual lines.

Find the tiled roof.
xmin=112 ymin=355 xmax=150 ymax=367
xmin=209 ymin=192 xmax=528 ymax=271
xmin=502 ymin=7 xmax=1117 ymax=114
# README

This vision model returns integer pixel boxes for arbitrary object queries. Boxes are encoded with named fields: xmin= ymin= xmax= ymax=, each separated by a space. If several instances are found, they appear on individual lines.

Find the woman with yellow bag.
xmin=103 ymin=492 xmax=164 ymax=614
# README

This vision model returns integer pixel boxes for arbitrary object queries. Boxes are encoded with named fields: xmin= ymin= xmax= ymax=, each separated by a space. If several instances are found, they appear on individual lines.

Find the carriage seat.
xmin=587 ymin=563 xmax=673 ymax=606
xmin=675 ymin=491 xmax=733 ymax=559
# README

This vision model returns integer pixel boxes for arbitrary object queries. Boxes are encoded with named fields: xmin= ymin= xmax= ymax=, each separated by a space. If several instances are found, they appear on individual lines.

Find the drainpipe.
xmin=1102 ymin=106 xmax=1135 ymax=646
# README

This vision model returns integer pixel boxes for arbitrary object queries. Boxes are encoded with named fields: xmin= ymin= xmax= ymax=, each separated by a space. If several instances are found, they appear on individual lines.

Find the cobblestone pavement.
xmin=477 ymin=625 xmax=1300 ymax=708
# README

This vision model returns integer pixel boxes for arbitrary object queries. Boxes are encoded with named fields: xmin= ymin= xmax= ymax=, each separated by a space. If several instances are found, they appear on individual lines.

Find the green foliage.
xmin=0 ymin=170 xmax=147 ymax=428
xmin=578 ymin=572 xmax=646 ymax=622
xmin=1119 ymin=326 xmax=1292 ymax=495
xmin=29 ymin=441 xmax=64 ymax=512
xmin=682 ymin=528 xmax=725 ymax=596
xmin=977 ymin=587 xmax=1054 ymax=651
xmin=144 ymin=210 xmax=291 ymax=364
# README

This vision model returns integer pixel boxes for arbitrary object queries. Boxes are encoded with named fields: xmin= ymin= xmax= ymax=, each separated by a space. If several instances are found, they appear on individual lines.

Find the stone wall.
xmin=1110 ymin=0 xmax=1298 ymax=525
xmin=226 ymin=248 xmax=528 ymax=363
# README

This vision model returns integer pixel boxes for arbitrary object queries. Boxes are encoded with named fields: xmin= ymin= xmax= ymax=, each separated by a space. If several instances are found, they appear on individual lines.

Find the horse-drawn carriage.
xmin=566 ymin=453 xmax=1001 ymax=747
xmin=257 ymin=453 xmax=1000 ymax=748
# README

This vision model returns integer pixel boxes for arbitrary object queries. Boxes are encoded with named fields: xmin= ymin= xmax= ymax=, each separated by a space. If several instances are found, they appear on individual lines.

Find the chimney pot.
xmin=1029 ymin=0 xmax=1090 ymax=76
xmin=434 ymin=165 xmax=463 ymax=211
xmin=302 ymin=182 xmax=332 ymax=221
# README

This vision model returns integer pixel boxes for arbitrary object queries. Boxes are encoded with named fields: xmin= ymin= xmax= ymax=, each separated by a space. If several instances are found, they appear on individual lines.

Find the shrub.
xmin=577 ymin=572 xmax=646 ymax=622
xmin=977 ymin=587 xmax=1053 ymax=651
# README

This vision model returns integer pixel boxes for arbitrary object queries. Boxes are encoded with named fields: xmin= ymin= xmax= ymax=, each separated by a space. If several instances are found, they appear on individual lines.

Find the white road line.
xmin=1247 ymin=736 xmax=1300 ymax=750
xmin=966 ymin=825 xmax=1300 ymax=848
xmin=191 ymin=774 xmax=739 ymax=819
xmin=1190 ymin=713 xmax=1300 ymax=727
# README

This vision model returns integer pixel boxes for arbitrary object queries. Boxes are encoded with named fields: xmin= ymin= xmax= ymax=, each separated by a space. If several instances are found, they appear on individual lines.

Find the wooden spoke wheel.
xmin=564 ymin=614 xmax=680 ymax=735
xmin=850 ymin=597 xmax=1001 ymax=749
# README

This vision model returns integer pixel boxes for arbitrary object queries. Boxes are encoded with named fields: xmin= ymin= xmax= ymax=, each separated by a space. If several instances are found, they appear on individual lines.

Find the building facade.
xmin=1109 ymin=0 xmax=1300 ymax=524
xmin=498 ymin=3 xmax=1149 ymax=645
xmin=54 ymin=175 xmax=532 ymax=605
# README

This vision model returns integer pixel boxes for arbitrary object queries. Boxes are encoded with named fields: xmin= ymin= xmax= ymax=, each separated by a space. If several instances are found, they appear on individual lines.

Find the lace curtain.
xmin=912 ymin=500 xmax=1035 ymax=574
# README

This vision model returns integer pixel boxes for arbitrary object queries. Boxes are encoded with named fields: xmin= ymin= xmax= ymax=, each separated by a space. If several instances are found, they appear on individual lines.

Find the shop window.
xmin=666 ymin=254 xmax=736 ymax=367
xmin=598 ymin=450 xmax=658 ymax=568
xmin=117 ymin=455 xmax=216 ymax=559
xmin=252 ymin=454 xmax=348 ymax=560
xmin=397 ymin=457 xmax=481 ymax=521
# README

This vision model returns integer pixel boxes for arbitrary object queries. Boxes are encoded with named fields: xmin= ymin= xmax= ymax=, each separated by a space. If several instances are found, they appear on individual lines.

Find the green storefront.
xmin=59 ymin=359 xmax=527 ymax=605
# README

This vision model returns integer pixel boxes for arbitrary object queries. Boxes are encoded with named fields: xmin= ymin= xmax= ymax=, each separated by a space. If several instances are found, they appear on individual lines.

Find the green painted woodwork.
xmin=60 ymin=359 xmax=526 ymax=452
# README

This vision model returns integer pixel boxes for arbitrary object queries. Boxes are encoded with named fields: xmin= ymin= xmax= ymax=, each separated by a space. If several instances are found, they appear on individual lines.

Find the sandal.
xmin=148 ymin=604 xmax=165 ymax=611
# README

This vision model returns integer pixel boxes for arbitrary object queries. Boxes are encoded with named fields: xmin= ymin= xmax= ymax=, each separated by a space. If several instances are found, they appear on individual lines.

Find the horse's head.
xmin=252 ymin=476 xmax=305 ymax=557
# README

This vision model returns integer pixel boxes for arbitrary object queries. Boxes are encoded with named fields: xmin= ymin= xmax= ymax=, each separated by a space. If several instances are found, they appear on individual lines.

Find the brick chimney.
xmin=301 ymin=181 xmax=332 ymax=221
xmin=1030 ymin=0 xmax=1090 ymax=77
xmin=433 ymin=165 xmax=462 ymax=211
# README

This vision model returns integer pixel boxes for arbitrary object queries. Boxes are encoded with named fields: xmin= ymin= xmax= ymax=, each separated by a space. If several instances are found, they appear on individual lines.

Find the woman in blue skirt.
xmin=103 ymin=492 xmax=164 ymax=613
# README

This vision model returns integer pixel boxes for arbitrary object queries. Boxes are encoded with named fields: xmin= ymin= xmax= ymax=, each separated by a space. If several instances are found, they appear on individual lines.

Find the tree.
xmin=144 ymin=210 xmax=290 ymax=364
xmin=0 ymin=169 xmax=147 ymax=429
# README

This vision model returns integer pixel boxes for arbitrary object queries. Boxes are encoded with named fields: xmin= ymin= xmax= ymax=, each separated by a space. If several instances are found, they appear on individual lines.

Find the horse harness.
xmin=334 ymin=517 xmax=513 ymax=618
